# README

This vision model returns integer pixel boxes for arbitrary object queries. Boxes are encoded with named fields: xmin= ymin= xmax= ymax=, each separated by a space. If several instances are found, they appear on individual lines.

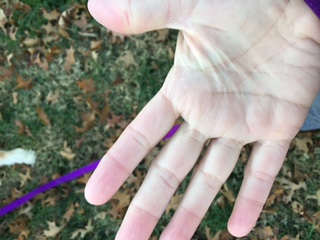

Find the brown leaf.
xmin=19 ymin=168 xmax=31 ymax=187
xmin=33 ymin=52 xmax=49 ymax=71
xmin=111 ymin=31 xmax=125 ymax=44
xmin=12 ymin=92 xmax=18 ymax=104
xmin=74 ymin=12 xmax=88 ymax=30
xmin=117 ymin=51 xmax=138 ymax=68
xmin=42 ymin=196 xmax=57 ymax=207
xmin=42 ymin=22 xmax=56 ymax=35
xmin=60 ymin=142 xmax=76 ymax=160
xmin=15 ymin=75 xmax=32 ymax=90
xmin=77 ymin=79 xmax=96 ymax=93
xmin=37 ymin=107 xmax=51 ymax=126
xmin=221 ymin=183 xmax=235 ymax=204
xmin=126 ymin=170 xmax=145 ymax=191
xmin=22 ymin=38 xmax=40 ymax=47
xmin=156 ymin=29 xmax=170 ymax=42
xmin=256 ymin=226 xmax=274 ymax=239
xmin=75 ymin=112 xmax=96 ymax=133
xmin=63 ymin=204 xmax=75 ymax=222
xmin=42 ymin=9 xmax=60 ymax=21
xmin=0 ymin=66 xmax=14 ymax=81
xmin=9 ymin=218 xmax=27 ymax=235
xmin=86 ymin=96 xmax=100 ymax=114
xmin=70 ymin=219 xmax=94 ymax=239
xmin=15 ymin=120 xmax=33 ymax=137
xmin=292 ymin=137 xmax=313 ymax=153
xmin=77 ymin=173 xmax=91 ymax=185
xmin=277 ymin=178 xmax=307 ymax=203
xmin=46 ymin=90 xmax=60 ymax=104
xmin=43 ymin=221 xmax=66 ymax=238
xmin=0 ymin=8 xmax=7 ymax=30
xmin=65 ymin=46 xmax=75 ymax=72
xmin=166 ymin=194 xmax=183 ymax=214
xmin=106 ymin=113 xmax=123 ymax=129
xmin=111 ymin=191 xmax=131 ymax=211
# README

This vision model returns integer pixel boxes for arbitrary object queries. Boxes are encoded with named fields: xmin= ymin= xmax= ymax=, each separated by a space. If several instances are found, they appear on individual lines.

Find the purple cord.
xmin=0 ymin=125 xmax=181 ymax=217
xmin=0 ymin=160 xmax=100 ymax=217
xmin=305 ymin=0 xmax=320 ymax=19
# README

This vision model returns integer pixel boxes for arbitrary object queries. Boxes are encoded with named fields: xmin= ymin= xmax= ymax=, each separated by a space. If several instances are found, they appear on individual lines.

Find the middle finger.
xmin=115 ymin=122 xmax=208 ymax=240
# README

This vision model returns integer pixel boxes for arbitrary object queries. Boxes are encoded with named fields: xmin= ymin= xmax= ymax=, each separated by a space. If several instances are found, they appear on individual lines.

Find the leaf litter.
xmin=0 ymin=1 xmax=319 ymax=239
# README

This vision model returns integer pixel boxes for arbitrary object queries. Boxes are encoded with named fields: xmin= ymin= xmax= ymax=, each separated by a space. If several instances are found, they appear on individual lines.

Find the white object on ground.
xmin=0 ymin=148 xmax=36 ymax=166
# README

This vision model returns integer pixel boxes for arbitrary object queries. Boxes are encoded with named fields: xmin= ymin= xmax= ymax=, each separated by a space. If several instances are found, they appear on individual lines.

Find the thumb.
xmin=87 ymin=0 xmax=173 ymax=34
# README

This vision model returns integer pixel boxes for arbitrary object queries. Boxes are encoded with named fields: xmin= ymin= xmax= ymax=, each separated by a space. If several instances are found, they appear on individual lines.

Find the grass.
xmin=1 ymin=1 xmax=320 ymax=239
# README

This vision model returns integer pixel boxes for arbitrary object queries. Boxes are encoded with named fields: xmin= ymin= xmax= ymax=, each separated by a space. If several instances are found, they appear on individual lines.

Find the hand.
xmin=84 ymin=0 xmax=320 ymax=239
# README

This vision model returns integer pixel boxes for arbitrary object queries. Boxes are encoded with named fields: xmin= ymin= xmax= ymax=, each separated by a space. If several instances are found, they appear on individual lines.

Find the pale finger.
xmin=115 ymin=123 xmax=208 ymax=240
xmin=85 ymin=92 xmax=178 ymax=205
xmin=160 ymin=138 xmax=243 ymax=239
xmin=228 ymin=140 xmax=291 ymax=237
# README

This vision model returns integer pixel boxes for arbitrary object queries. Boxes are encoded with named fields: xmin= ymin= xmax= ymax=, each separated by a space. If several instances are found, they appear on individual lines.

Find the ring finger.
xmin=160 ymin=137 xmax=243 ymax=239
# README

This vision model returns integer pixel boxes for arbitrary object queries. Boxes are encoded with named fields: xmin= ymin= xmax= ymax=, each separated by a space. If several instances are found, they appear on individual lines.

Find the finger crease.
xmin=126 ymin=125 xmax=152 ymax=152
xmin=199 ymin=169 xmax=224 ymax=191
xmin=107 ymin=152 xmax=130 ymax=175
xmin=238 ymin=195 xmax=265 ymax=208
xmin=153 ymin=163 xmax=181 ymax=190
xmin=246 ymin=168 xmax=275 ymax=184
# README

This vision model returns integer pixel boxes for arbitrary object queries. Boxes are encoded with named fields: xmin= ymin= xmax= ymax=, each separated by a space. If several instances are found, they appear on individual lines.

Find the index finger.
xmin=85 ymin=91 xmax=178 ymax=205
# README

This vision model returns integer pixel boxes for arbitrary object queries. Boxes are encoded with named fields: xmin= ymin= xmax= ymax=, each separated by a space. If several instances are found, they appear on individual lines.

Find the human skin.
xmin=84 ymin=0 xmax=320 ymax=239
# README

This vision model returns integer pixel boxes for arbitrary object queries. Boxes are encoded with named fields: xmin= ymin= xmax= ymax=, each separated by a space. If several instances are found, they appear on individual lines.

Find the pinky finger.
xmin=228 ymin=140 xmax=291 ymax=237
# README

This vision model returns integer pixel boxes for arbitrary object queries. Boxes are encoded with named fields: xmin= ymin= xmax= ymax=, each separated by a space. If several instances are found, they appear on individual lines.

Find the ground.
xmin=0 ymin=1 xmax=319 ymax=239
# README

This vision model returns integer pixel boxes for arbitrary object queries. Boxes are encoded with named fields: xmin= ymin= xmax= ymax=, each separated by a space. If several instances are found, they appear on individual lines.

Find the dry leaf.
xmin=111 ymin=31 xmax=125 ymax=43
xmin=12 ymin=92 xmax=18 ymax=104
xmin=166 ymin=194 xmax=183 ymax=214
xmin=106 ymin=113 xmax=123 ymax=129
xmin=42 ymin=196 xmax=57 ymax=207
xmin=0 ymin=66 xmax=14 ymax=81
xmin=111 ymin=191 xmax=131 ymax=210
xmin=77 ymin=173 xmax=91 ymax=185
xmin=77 ymin=79 xmax=96 ymax=93
xmin=42 ymin=22 xmax=56 ymax=35
xmin=74 ymin=12 xmax=88 ymax=30
xmin=256 ymin=226 xmax=274 ymax=239
xmin=42 ymin=9 xmax=60 ymax=21
xmin=43 ymin=221 xmax=66 ymax=238
xmin=46 ymin=91 xmax=59 ymax=104
xmin=75 ymin=112 xmax=96 ymax=133
xmin=291 ymin=201 xmax=304 ymax=215
xmin=19 ymin=168 xmax=31 ymax=187
xmin=0 ymin=8 xmax=7 ymax=30
xmin=15 ymin=120 xmax=33 ymax=137
xmin=15 ymin=75 xmax=33 ymax=90
xmin=277 ymin=178 xmax=307 ymax=203
xmin=65 ymin=46 xmax=75 ymax=72
xmin=37 ymin=107 xmax=51 ymax=126
xmin=9 ymin=218 xmax=27 ymax=235
xmin=63 ymin=204 xmax=75 ymax=222
xmin=60 ymin=142 xmax=76 ymax=160
xmin=33 ymin=52 xmax=49 ymax=71
xmin=156 ymin=29 xmax=170 ymax=42
xmin=221 ymin=183 xmax=235 ymax=204
xmin=70 ymin=219 xmax=94 ymax=239
xmin=117 ymin=51 xmax=138 ymax=68
xmin=293 ymin=137 xmax=313 ymax=153
xmin=22 ymin=38 xmax=40 ymax=47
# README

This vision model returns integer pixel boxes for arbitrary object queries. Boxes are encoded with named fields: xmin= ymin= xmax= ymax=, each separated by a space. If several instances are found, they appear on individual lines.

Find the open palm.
xmin=85 ymin=0 xmax=320 ymax=239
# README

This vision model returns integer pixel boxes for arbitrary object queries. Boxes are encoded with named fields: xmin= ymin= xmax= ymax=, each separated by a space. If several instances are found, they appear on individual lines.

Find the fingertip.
xmin=227 ymin=217 xmax=252 ymax=238
xmin=84 ymin=177 xmax=107 ymax=206
xmin=87 ymin=0 xmax=129 ymax=33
